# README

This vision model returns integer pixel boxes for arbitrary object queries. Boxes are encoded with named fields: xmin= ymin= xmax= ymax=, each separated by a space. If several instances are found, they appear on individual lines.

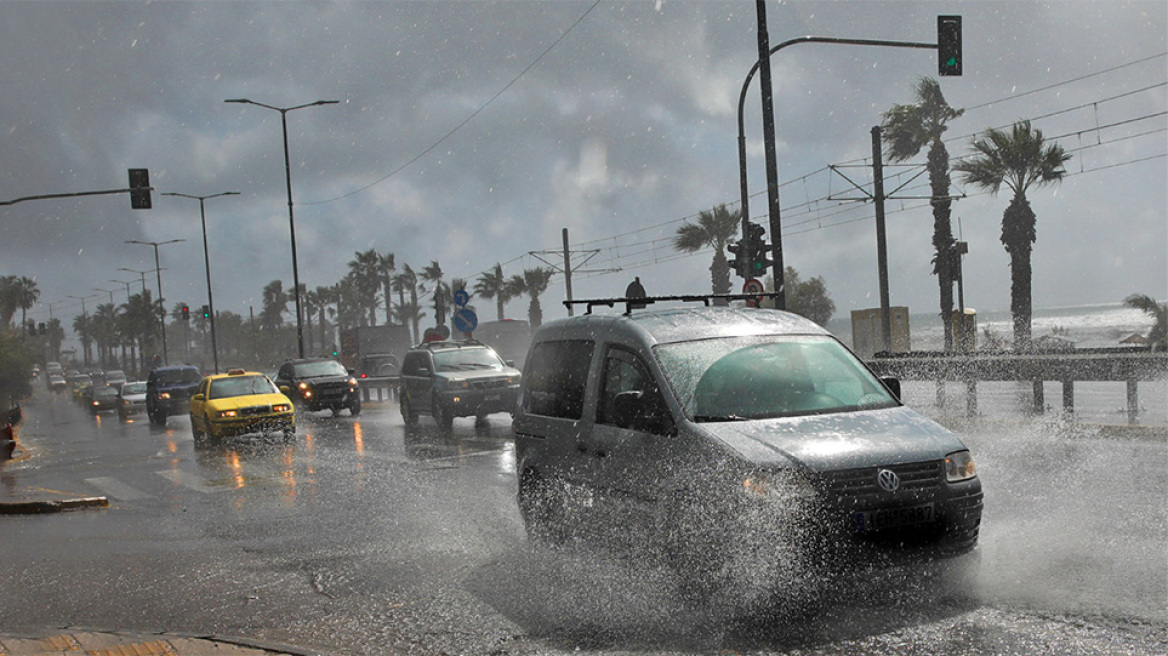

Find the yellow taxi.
xmin=188 ymin=369 xmax=295 ymax=440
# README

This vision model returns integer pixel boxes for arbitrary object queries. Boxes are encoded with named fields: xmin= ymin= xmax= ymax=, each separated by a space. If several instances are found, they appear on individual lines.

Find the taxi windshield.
xmin=208 ymin=375 xmax=278 ymax=400
xmin=655 ymin=335 xmax=898 ymax=421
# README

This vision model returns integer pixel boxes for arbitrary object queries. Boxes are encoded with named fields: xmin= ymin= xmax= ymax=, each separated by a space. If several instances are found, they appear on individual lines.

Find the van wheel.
xmin=348 ymin=396 xmax=362 ymax=417
xmin=518 ymin=470 xmax=567 ymax=545
xmin=432 ymin=394 xmax=453 ymax=431
xmin=149 ymin=409 xmax=166 ymax=427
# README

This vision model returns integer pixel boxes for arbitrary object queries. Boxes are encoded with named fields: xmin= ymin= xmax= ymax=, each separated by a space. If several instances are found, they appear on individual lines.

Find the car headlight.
xmin=298 ymin=382 xmax=309 ymax=390
xmin=159 ymin=392 xmax=171 ymax=400
xmin=742 ymin=469 xmax=817 ymax=502
xmin=217 ymin=410 xmax=239 ymax=418
xmin=443 ymin=379 xmax=470 ymax=390
xmin=945 ymin=450 xmax=977 ymax=482
xmin=272 ymin=404 xmax=292 ymax=413
xmin=348 ymin=377 xmax=358 ymax=388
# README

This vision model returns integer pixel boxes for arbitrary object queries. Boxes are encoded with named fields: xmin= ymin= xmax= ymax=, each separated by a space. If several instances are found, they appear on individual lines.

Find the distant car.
xmin=88 ymin=386 xmax=120 ymax=414
xmin=102 ymin=370 xmax=128 ymax=390
xmin=146 ymin=365 xmax=203 ymax=426
xmin=274 ymin=358 xmax=361 ymax=417
xmin=117 ymin=381 xmax=147 ymax=420
xmin=398 ymin=340 xmax=521 ymax=430
xmin=47 ymin=374 xmax=67 ymax=393
xmin=188 ymin=370 xmax=294 ymax=440
xmin=70 ymin=374 xmax=93 ymax=402
xmin=355 ymin=353 xmax=398 ymax=379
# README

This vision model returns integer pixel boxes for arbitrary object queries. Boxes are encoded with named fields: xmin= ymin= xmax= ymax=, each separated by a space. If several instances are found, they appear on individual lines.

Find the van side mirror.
xmin=880 ymin=376 xmax=901 ymax=401
xmin=612 ymin=390 xmax=673 ymax=435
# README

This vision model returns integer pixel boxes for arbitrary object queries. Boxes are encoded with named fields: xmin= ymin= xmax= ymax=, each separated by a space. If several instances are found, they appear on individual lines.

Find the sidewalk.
xmin=0 ymin=629 xmax=319 ymax=655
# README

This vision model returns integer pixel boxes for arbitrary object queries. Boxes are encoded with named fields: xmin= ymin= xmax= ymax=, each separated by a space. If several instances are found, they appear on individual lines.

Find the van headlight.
xmin=742 ymin=469 xmax=817 ymax=502
xmin=945 ymin=450 xmax=977 ymax=482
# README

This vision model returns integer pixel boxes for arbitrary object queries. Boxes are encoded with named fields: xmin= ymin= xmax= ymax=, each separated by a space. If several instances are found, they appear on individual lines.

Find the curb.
xmin=0 ymin=496 xmax=109 ymax=515
xmin=0 ymin=626 xmax=329 ymax=656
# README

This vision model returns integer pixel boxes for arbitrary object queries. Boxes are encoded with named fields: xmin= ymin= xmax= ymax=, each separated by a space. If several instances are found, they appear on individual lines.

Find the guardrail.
xmin=358 ymin=376 xmax=398 ymax=403
xmin=866 ymin=349 xmax=1168 ymax=424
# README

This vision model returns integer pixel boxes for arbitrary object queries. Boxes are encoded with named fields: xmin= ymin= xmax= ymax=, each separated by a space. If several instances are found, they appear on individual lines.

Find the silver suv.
xmin=513 ymin=300 xmax=982 ymax=598
xmin=399 ymin=340 xmax=521 ymax=430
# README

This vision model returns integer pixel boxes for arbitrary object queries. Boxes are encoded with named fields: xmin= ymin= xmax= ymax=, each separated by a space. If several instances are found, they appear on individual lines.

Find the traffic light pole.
xmin=736 ymin=26 xmax=948 ymax=306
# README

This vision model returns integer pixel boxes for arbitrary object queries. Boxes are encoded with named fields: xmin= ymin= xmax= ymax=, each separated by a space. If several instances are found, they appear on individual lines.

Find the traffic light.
xmin=181 ymin=305 xmax=190 ymax=321
xmin=727 ymin=239 xmax=748 ymax=279
xmin=200 ymin=305 xmax=211 ymax=319
xmin=744 ymin=222 xmax=773 ymax=276
xmin=38 ymin=322 xmax=46 ymax=336
xmin=128 ymin=168 xmax=152 ymax=210
xmin=938 ymin=15 xmax=962 ymax=76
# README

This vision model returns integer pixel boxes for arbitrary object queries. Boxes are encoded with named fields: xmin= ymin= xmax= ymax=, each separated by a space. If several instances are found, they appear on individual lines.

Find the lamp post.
xmin=162 ymin=191 xmax=239 ymax=374
xmin=118 ymin=267 xmax=159 ymax=293
xmin=225 ymin=97 xmax=338 ymax=358
xmin=94 ymin=287 xmax=115 ymax=305
xmin=125 ymin=239 xmax=185 ymax=365
xmin=110 ymin=279 xmax=134 ymax=299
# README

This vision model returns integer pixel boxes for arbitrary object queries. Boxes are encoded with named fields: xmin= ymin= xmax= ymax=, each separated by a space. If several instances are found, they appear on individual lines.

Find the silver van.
xmin=513 ymin=302 xmax=982 ymax=596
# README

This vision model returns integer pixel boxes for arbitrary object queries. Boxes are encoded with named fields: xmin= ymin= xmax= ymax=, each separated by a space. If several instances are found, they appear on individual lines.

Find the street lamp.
xmin=125 ymin=239 xmax=185 ymax=365
xmin=225 ymin=97 xmax=338 ymax=358
xmin=162 ymin=191 xmax=239 ymax=374
xmin=93 ymin=287 xmax=115 ymax=305
xmin=110 ymin=279 xmax=134 ymax=299
xmin=118 ymin=267 xmax=164 ymax=293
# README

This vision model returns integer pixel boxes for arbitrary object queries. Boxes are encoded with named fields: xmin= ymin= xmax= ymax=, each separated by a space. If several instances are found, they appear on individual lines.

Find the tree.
xmin=1124 ymin=294 xmax=1167 ymax=351
xmin=421 ymin=261 xmax=447 ymax=328
xmin=762 ymin=267 xmax=836 ymax=326
xmin=509 ymin=268 xmax=555 ymax=329
xmin=882 ymin=77 xmax=964 ymax=350
xmin=347 ymin=249 xmax=383 ymax=326
xmin=672 ymin=204 xmax=741 ymax=303
xmin=378 ymin=252 xmax=396 ymax=325
xmin=72 ymin=312 xmax=93 ymax=366
xmin=260 ymin=280 xmax=289 ymax=332
xmin=954 ymin=120 xmax=1071 ymax=349
xmin=393 ymin=265 xmax=423 ymax=343
xmin=0 ymin=276 xmax=18 ymax=327
xmin=10 ymin=276 xmax=40 ymax=329
xmin=0 ymin=328 xmax=34 ymax=408
xmin=475 ymin=263 xmax=515 ymax=322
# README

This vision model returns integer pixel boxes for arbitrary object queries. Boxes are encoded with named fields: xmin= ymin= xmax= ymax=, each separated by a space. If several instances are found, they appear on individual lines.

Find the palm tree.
xmin=378 ymin=252 xmax=396 ymax=325
xmin=672 ymin=204 xmax=741 ymax=304
xmin=312 ymin=285 xmax=338 ymax=353
xmin=12 ymin=276 xmax=39 ymax=329
xmin=348 ymin=249 xmax=383 ymax=326
xmin=509 ymin=267 xmax=555 ymax=329
xmin=260 ymin=280 xmax=288 ymax=332
xmin=393 ymin=265 xmax=422 ymax=342
xmin=882 ymin=77 xmax=964 ymax=350
xmin=421 ymin=261 xmax=447 ymax=328
xmin=475 ymin=263 xmax=514 ymax=322
xmin=91 ymin=302 xmax=119 ymax=368
xmin=1124 ymin=294 xmax=1167 ymax=351
xmin=72 ymin=313 xmax=93 ymax=366
xmin=0 ymin=275 xmax=18 ymax=327
xmin=954 ymin=120 xmax=1071 ymax=349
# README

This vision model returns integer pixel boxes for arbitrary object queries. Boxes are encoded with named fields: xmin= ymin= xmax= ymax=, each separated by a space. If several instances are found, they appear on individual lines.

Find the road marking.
xmin=85 ymin=476 xmax=152 ymax=501
xmin=155 ymin=469 xmax=222 ymax=494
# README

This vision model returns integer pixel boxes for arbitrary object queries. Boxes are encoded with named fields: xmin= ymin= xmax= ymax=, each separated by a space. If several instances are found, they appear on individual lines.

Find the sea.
xmin=827 ymin=303 xmax=1167 ymax=428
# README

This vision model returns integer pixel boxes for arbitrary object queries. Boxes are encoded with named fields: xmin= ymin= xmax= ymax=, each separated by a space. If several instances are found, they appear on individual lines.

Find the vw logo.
xmin=876 ymin=469 xmax=900 ymax=492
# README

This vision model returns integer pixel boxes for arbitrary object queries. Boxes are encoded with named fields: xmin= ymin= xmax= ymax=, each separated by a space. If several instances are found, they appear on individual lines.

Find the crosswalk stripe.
xmin=154 ymin=469 xmax=222 ymax=494
xmin=85 ymin=476 xmax=152 ymax=501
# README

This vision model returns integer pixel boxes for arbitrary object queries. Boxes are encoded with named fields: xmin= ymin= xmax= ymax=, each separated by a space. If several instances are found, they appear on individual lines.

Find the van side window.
xmin=524 ymin=340 xmax=594 ymax=419
xmin=597 ymin=347 xmax=672 ymax=434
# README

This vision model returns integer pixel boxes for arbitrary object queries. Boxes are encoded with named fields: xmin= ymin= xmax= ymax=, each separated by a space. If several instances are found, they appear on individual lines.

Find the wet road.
xmin=1 ymin=385 xmax=1165 ymax=655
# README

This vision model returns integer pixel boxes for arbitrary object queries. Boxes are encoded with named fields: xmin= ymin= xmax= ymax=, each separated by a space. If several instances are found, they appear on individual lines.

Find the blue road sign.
xmin=453 ymin=308 xmax=478 ymax=334
xmin=453 ymin=289 xmax=470 ymax=307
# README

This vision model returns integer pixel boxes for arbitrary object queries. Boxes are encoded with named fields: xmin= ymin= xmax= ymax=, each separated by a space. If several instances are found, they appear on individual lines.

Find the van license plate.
xmin=855 ymin=503 xmax=934 ymax=533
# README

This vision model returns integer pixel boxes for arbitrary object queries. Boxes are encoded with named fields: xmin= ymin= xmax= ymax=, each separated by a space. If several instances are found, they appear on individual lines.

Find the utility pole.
xmin=754 ymin=0 xmax=786 ymax=310
xmin=871 ymin=126 xmax=892 ymax=353
xmin=562 ymin=229 xmax=574 ymax=316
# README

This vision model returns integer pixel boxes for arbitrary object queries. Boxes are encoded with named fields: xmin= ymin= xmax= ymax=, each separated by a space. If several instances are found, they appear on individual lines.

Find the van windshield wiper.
xmin=693 ymin=414 xmax=749 ymax=423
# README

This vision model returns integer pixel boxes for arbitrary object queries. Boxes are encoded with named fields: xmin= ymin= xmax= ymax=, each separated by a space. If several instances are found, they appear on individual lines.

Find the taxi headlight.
xmin=945 ymin=450 xmax=977 ymax=482
xmin=217 ymin=409 xmax=239 ymax=418
xmin=272 ymin=404 xmax=292 ymax=413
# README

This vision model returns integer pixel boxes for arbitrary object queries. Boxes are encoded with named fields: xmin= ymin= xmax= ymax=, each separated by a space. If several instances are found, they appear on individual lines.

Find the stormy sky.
xmin=2 ymin=1 xmax=1164 ymax=337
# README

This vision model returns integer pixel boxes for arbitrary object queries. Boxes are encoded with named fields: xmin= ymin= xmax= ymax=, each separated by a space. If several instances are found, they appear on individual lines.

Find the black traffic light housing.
xmin=128 ymin=168 xmax=152 ymax=210
xmin=938 ymin=15 xmax=962 ymax=76
xmin=744 ymin=222 xmax=773 ymax=277
xmin=181 ymin=305 xmax=190 ymax=321
xmin=727 ymin=239 xmax=748 ymax=279
xmin=200 ymin=305 xmax=211 ymax=319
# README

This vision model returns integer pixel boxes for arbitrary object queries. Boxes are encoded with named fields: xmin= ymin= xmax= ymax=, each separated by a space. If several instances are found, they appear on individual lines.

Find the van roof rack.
xmin=564 ymin=292 xmax=782 ymax=316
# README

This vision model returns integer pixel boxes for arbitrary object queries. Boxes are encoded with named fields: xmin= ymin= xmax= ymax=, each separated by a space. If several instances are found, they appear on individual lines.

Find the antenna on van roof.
xmin=564 ymin=292 xmax=783 ymax=316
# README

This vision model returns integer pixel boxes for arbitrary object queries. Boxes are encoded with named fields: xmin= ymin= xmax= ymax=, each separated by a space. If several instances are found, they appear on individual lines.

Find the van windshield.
xmin=655 ymin=335 xmax=898 ymax=421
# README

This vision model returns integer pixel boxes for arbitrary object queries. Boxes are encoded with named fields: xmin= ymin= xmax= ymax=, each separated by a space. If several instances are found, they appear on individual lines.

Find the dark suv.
xmin=399 ymin=340 xmax=521 ymax=430
xmin=274 ymin=358 xmax=361 ymax=416
xmin=146 ymin=365 xmax=203 ymax=426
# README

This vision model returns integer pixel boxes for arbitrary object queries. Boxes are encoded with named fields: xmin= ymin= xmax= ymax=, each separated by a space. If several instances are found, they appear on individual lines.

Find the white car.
xmin=117 ymin=381 xmax=148 ymax=421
